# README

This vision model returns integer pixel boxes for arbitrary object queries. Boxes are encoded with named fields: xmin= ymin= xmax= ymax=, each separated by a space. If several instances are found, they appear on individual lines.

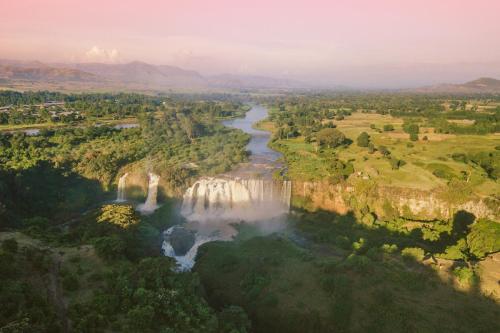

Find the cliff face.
xmin=292 ymin=181 xmax=498 ymax=221
xmin=114 ymin=167 xmax=187 ymax=203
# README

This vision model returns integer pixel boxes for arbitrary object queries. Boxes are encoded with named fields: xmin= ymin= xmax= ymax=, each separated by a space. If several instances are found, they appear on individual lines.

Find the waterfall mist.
xmin=163 ymin=176 xmax=292 ymax=271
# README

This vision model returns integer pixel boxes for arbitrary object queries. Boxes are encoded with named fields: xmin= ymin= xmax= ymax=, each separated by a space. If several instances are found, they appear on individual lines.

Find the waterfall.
xmin=137 ymin=173 xmax=160 ymax=214
xmin=181 ymin=177 xmax=291 ymax=222
xmin=115 ymin=173 xmax=128 ymax=202
xmin=162 ymin=226 xmax=216 ymax=271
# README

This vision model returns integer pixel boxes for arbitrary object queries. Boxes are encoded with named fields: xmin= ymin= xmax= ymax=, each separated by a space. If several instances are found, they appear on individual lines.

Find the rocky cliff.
xmin=292 ymin=181 xmax=498 ymax=221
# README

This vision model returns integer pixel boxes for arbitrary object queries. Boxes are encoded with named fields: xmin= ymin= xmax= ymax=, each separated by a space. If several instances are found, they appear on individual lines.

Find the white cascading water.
xmin=163 ymin=177 xmax=292 ymax=271
xmin=115 ymin=173 xmax=129 ymax=202
xmin=162 ymin=226 xmax=216 ymax=271
xmin=137 ymin=173 xmax=160 ymax=214
xmin=180 ymin=177 xmax=292 ymax=222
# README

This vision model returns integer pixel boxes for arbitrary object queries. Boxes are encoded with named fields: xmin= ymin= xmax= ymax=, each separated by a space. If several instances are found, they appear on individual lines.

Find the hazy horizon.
xmin=2 ymin=0 xmax=500 ymax=88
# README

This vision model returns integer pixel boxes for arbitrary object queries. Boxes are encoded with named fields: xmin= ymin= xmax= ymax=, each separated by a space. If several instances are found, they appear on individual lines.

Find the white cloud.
xmin=84 ymin=46 xmax=119 ymax=63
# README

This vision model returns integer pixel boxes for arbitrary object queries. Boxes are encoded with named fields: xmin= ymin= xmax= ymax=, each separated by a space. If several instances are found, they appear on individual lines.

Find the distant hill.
xmin=0 ymin=59 xmax=308 ymax=92
xmin=0 ymin=63 xmax=97 ymax=82
xmin=414 ymin=77 xmax=500 ymax=94
xmin=60 ymin=61 xmax=206 ymax=88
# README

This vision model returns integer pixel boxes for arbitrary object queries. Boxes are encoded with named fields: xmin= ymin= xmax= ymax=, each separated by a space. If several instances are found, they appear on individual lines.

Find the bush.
xmin=389 ymin=158 xmax=406 ymax=170
xmin=383 ymin=124 xmax=394 ymax=131
xmin=381 ymin=243 xmax=398 ymax=254
xmin=357 ymin=132 xmax=370 ymax=147
xmin=401 ymin=247 xmax=425 ymax=261
xmin=438 ymin=239 xmax=468 ymax=260
xmin=409 ymin=132 xmax=419 ymax=141
xmin=428 ymin=163 xmax=456 ymax=180
xmin=451 ymin=153 xmax=468 ymax=163
xmin=378 ymin=146 xmax=390 ymax=156
xmin=92 ymin=235 xmax=126 ymax=260
xmin=467 ymin=219 xmax=500 ymax=258
xmin=316 ymin=128 xmax=346 ymax=148
xmin=453 ymin=267 xmax=476 ymax=285
xmin=368 ymin=143 xmax=376 ymax=154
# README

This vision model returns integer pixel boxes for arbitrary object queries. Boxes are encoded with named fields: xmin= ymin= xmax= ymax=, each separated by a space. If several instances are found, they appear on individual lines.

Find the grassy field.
xmin=267 ymin=112 xmax=499 ymax=197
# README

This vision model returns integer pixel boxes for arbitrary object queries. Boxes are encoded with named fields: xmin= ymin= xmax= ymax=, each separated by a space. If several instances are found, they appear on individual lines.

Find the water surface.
xmin=222 ymin=105 xmax=282 ymax=176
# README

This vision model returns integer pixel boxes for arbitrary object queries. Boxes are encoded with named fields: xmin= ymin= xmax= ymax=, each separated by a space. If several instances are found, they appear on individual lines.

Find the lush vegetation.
xmin=196 ymin=211 xmax=500 ymax=333
xmin=1 ymin=91 xmax=499 ymax=332
xmin=0 ymin=91 xmax=250 ymax=226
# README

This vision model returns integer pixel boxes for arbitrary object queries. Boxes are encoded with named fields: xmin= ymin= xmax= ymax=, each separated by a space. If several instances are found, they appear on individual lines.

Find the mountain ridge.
xmin=0 ymin=59 xmax=307 ymax=91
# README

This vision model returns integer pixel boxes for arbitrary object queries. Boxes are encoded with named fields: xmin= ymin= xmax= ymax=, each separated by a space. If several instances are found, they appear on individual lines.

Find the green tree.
xmin=356 ymin=132 xmax=370 ymax=147
xmin=97 ymin=204 xmax=140 ymax=229
xmin=316 ymin=128 xmax=346 ymax=148
xmin=467 ymin=219 xmax=500 ymax=258
xmin=383 ymin=124 xmax=394 ymax=131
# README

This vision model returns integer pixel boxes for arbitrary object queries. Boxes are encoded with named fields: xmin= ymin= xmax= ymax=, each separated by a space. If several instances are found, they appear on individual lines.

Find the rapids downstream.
xmin=162 ymin=105 xmax=291 ymax=270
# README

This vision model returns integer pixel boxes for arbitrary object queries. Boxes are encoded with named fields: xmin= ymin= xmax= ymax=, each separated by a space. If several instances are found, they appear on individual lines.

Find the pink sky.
xmin=1 ymin=0 xmax=500 ymax=87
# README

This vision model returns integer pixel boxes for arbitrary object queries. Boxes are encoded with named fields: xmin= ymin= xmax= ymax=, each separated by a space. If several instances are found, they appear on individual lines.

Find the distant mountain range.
xmin=411 ymin=77 xmax=500 ymax=94
xmin=1 ymin=59 xmax=499 ymax=93
xmin=0 ymin=59 xmax=307 ymax=92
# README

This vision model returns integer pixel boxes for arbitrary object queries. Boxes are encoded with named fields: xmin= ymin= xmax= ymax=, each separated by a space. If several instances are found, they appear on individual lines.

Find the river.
xmin=222 ymin=105 xmax=282 ymax=178
xmin=162 ymin=105 xmax=291 ymax=270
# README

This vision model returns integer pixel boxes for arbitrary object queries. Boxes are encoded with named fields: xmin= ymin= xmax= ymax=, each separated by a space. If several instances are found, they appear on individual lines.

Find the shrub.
xmin=401 ymin=247 xmax=425 ymax=261
xmin=389 ymin=158 xmax=406 ymax=170
xmin=352 ymin=238 xmax=367 ymax=253
xmin=357 ymin=132 xmax=370 ymax=147
xmin=383 ymin=124 xmax=394 ymax=131
xmin=438 ymin=239 xmax=468 ymax=260
xmin=453 ymin=267 xmax=476 ymax=285
xmin=428 ymin=163 xmax=456 ymax=180
xmin=316 ymin=128 xmax=346 ymax=148
xmin=378 ymin=145 xmax=390 ymax=156
xmin=97 ymin=204 xmax=140 ymax=229
xmin=409 ymin=132 xmax=419 ymax=141
xmin=381 ymin=243 xmax=398 ymax=254
xmin=368 ymin=143 xmax=376 ymax=154
xmin=467 ymin=219 xmax=500 ymax=258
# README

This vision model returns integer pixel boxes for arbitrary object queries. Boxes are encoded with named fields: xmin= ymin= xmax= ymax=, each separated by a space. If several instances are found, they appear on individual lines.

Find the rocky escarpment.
xmin=292 ymin=181 xmax=498 ymax=221
xmin=113 ymin=166 xmax=189 ymax=203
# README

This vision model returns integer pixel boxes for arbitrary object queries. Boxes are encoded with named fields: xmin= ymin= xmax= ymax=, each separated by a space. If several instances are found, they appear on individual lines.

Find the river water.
xmin=222 ymin=105 xmax=282 ymax=178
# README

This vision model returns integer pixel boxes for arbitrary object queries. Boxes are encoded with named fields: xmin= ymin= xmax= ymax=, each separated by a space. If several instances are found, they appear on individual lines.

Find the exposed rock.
xmin=292 ymin=181 xmax=498 ymax=221
xmin=164 ymin=226 xmax=195 ymax=256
